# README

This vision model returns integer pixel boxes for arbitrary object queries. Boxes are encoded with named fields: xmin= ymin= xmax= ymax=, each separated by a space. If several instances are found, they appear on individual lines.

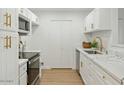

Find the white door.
xmin=50 ymin=20 xmax=72 ymax=68
xmin=60 ymin=21 xmax=72 ymax=68
xmin=48 ymin=21 xmax=61 ymax=68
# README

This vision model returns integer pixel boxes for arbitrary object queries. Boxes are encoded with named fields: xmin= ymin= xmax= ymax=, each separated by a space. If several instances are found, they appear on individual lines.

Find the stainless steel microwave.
xmin=19 ymin=17 xmax=30 ymax=31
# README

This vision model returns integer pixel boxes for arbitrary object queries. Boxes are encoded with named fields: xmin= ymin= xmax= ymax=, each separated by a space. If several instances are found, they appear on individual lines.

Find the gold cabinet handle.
xmin=7 ymin=14 xmax=11 ymax=27
xmin=8 ymin=36 xmax=11 ymax=48
xmin=4 ymin=36 xmax=8 ymax=49
xmin=4 ymin=13 xmax=8 ymax=26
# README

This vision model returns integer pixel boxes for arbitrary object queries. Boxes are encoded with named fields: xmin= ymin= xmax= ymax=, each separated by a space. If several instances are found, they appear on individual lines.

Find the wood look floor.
xmin=40 ymin=69 xmax=84 ymax=85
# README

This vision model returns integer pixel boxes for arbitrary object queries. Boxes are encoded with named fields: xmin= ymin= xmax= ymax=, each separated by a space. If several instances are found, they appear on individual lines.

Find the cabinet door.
xmin=6 ymin=32 xmax=19 ymax=84
xmin=20 ymin=72 xmax=27 ymax=85
xmin=80 ymin=54 xmax=88 ymax=84
xmin=79 ymin=54 xmax=84 ymax=77
xmin=88 ymin=11 xmax=94 ymax=31
xmin=0 ymin=31 xmax=19 ymax=85
xmin=0 ymin=31 xmax=7 ymax=84
xmin=85 ymin=15 xmax=90 ymax=31
xmin=93 ymin=8 xmax=100 ymax=30
xmin=0 ymin=9 xmax=8 ymax=30
xmin=99 ymin=8 xmax=111 ymax=30
xmin=82 ymin=58 xmax=105 ymax=85
xmin=94 ymin=8 xmax=111 ymax=30
xmin=6 ymin=8 xmax=18 ymax=31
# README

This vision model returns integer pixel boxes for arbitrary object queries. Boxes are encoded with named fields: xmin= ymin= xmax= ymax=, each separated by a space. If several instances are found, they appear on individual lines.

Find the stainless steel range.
xmin=19 ymin=52 xmax=40 ymax=85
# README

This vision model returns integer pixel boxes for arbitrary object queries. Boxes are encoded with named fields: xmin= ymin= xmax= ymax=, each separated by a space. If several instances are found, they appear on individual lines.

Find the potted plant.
xmin=91 ymin=39 xmax=98 ymax=49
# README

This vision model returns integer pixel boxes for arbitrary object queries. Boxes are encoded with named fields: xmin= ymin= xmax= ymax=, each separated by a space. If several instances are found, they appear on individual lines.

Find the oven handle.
xmin=28 ymin=57 xmax=40 ymax=65
xmin=33 ymin=56 xmax=40 ymax=62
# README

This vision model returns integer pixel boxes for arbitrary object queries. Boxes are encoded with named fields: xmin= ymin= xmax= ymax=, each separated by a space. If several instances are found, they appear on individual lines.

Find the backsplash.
xmin=84 ymin=30 xmax=111 ymax=49
xmin=19 ymin=35 xmax=32 ymax=51
xmin=109 ymin=47 xmax=124 ymax=58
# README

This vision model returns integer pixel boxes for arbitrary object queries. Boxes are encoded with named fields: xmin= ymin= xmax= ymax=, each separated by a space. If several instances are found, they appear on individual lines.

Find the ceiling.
xmin=29 ymin=8 xmax=93 ymax=13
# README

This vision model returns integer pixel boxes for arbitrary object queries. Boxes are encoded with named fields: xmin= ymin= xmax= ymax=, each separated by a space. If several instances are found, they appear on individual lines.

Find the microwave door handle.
xmin=32 ymin=57 xmax=40 ymax=62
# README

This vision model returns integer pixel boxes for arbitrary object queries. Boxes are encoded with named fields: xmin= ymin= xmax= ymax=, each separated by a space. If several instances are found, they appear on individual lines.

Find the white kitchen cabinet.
xmin=83 ymin=59 xmax=104 ymax=85
xmin=80 ymin=53 xmax=105 ymax=84
xmin=19 ymin=72 xmax=27 ymax=85
xmin=18 ymin=8 xmax=31 ymax=19
xmin=19 ymin=62 xmax=27 ymax=85
xmin=31 ymin=13 xmax=39 ymax=25
xmin=0 ymin=31 xmax=19 ymax=85
xmin=0 ymin=9 xmax=6 ymax=30
xmin=84 ymin=11 xmax=94 ymax=32
xmin=6 ymin=8 xmax=18 ymax=31
xmin=91 ymin=61 xmax=119 ymax=85
xmin=79 ymin=53 xmax=119 ymax=85
xmin=84 ymin=8 xmax=111 ymax=33
xmin=93 ymin=8 xmax=111 ymax=30
xmin=0 ymin=8 xmax=18 ymax=31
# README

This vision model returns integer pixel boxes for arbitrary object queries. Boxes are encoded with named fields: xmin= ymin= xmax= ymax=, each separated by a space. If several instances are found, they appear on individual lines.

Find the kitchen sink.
xmin=84 ymin=50 xmax=102 ymax=54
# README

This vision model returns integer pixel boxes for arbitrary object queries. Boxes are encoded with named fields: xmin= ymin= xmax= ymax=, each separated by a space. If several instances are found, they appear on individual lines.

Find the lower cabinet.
xmin=19 ymin=63 xmax=27 ymax=85
xmin=79 ymin=53 xmax=120 ymax=85
xmin=20 ymin=72 xmax=27 ymax=85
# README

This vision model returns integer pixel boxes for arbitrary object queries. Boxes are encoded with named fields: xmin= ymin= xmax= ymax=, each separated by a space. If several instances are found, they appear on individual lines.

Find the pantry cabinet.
xmin=0 ymin=31 xmax=19 ymax=84
xmin=80 ymin=53 xmax=119 ymax=85
xmin=84 ymin=8 xmax=111 ymax=32
xmin=0 ymin=8 xmax=18 ymax=31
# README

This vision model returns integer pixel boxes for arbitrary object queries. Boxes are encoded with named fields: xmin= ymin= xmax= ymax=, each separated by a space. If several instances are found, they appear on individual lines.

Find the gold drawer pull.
xmin=4 ymin=36 xmax=8 ymax=49
xmin=4 ymin=13 xmax=8 ymax=26
xmin=7 ymin=14 xmax=11 ymax=27
xmin=8 ymin=36 xmax=11 ymax=48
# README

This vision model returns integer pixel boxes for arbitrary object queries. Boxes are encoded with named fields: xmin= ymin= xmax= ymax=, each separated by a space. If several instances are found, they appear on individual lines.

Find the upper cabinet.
xmin=112 ymin=8 xmax=124 ymax=47
xmin=0 ymin=8 xmax=18 ymax=31
xmin=18 ymin=8 xmax=39 ymax=34
xmin=31 ymin=13 xmax=39 ymax=26
xmin=84 ymin=8 xmax=111 ymax=33
xmin=18 ymin=8 xmax=31 ymax=19
xmin=118 ymin=9 xmax=124 ymax=45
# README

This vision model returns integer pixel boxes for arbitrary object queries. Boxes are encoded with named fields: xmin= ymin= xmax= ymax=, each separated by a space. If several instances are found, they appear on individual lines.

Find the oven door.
xmin=27 ymin=57 xmax=40 ymax=85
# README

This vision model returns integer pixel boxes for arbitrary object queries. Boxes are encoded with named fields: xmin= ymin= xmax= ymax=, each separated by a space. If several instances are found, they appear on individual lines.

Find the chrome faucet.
xmin=95 ymin=36 xmax=103 ymax=52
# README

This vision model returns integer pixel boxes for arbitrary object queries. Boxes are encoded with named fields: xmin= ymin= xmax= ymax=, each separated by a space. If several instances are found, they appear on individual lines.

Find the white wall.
xmin=26 ymin=11 xmax=89 ymax=69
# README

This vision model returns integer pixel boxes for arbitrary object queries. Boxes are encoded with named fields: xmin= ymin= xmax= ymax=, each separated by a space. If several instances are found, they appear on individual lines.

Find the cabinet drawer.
xmin=90 ymin=62 xmax=120 ymax=84
xmin=19 ymin=63 xmax=27 ymax=77
xmin=84 ymin=58 xmax=120 ymax=85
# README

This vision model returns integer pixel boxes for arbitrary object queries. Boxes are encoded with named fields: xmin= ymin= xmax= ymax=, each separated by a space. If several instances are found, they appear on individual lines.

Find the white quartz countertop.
xmin=76 ymin=47 xmax=124 ymax=82
xmin=19 ymin=59 xmax=28 ymax=66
